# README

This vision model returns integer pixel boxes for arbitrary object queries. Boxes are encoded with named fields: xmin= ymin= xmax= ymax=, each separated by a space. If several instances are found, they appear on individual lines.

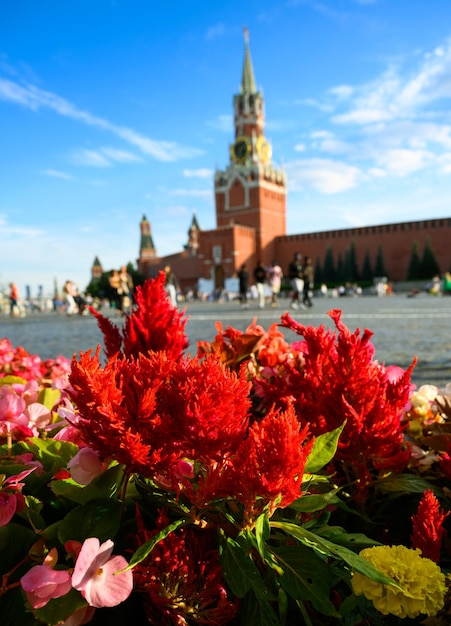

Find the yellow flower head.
xmin=351 ymin=545 xmax=446 ymax=619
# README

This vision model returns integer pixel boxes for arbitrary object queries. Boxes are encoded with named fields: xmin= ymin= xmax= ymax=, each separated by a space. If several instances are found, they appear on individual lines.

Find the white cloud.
xmin=0 ymin=78 xmax=203 ymax=162
xmin=169 ymin=188 xmax=212 ymax=198
xmin=43 ymin=169 xmax=73 ymax=180
xmin=367 ymin=167 xmax=386 ymax=178
xmin=329 ymin=84 xmax=354 ymax=99
xmin=183 ymin=168 xmax=213 ymax=178
xmin=70 ymin=149 xmax=111 ymax=168
xmin=332 ymin=41 xmax=451 ymax=126
xmin=101 ymin=148 xmax=142 ymax=163
xmin=294 ymin=143 xmax=306 ymax=152
xmin=293 ymin=97 xmax=334 ymax=112
xmin=285 ymin=158 xmax=362 ymax=193
xmin=374 ymin=148 xmax=432 ymax=176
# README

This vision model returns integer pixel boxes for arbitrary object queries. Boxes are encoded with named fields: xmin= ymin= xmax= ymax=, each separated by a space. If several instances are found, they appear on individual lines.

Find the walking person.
xmin=9 ymin=282 xmax=20 ymax=317
xmin=63 ymin=280 xmax=78 ymax=316
xmin=302 ymin=256 xmax=314 ymax=307
xmin=118 ymin=265 xmax=134 ymax=311
xmin=268 ymin=260 xmax=283 ymax=307
xmin=237 ymin=263 xmax=249 ymax=308
xmin=108 ymin=270 xmax=122 ymax=314
xmin=253 ymin=260 xmax=267 ymax=308
xmin=288 ymin=252 xmax=305 ymax=310
xmin=164 ymin=265 xmax=179 ymax=307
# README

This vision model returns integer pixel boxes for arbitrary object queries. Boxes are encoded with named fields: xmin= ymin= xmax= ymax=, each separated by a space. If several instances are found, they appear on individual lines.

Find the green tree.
xmin=314 ymin=256 xmax=322 ymax=285
xmin=336 ymin=252 xmax=345 ymax=283
xmin=361 ymin=248 xmax=373 ymax=282
xmin=419 ymin=237 xmax=440 ymax=280
xmin=344 ymin=240 xmax=359 ymax=282
xmin=407 ymin=241 xmax=421 ymax=280
xmin=374 ymin=244 xmax=388 ymax=278
xmin=322 ymin=246 xmax=336 ymax=283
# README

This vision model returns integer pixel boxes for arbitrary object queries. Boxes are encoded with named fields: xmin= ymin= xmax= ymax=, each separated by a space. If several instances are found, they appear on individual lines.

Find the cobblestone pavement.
xmin=1 ymin=293 xmax=450 ymax=388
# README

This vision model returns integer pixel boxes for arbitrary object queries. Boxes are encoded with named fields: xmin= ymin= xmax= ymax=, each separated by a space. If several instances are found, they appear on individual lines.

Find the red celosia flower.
xmin=411 ymin=489 xmax=449 ymax=563
xmin=69 ymin=349 xmax=251 ymax=481
xmin=133 ymin=509 xmax=239 ymax=625
xmin=221 ymin=403 xmax=314 ymax=523
xmin=252 ymin=309 xmax=415 ymax=500
xmin=89 ymin=271 xmax=189 ymax=361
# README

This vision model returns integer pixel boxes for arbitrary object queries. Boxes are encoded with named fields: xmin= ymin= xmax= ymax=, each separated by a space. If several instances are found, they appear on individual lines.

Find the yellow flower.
xmin=351 ymin=545 xmax=446 ymax=619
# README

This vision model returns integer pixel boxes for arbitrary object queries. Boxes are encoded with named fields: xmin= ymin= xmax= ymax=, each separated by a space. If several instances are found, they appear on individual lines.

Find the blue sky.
xmin=2 ymin=0 xmax=451 ymax=297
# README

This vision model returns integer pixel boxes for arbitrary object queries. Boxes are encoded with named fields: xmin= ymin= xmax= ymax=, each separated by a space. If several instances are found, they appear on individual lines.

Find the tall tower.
xmin=137 ymin=214 xmax=157 ymax=274
xmin=214 ymin=28 xmax=287 ymax=263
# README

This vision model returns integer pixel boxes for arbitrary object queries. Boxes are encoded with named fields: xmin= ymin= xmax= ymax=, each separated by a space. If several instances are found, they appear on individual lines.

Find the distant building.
xmin=137 ymin=30 xmax=451 ymax=293
xmin=90 ymin=256 xmax=103 ymax=281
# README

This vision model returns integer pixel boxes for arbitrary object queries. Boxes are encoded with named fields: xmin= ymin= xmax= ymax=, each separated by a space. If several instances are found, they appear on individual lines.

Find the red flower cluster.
xmin=411 ymin=489 xmax=449 ymax=563
xmin=69 ymin=350 xmax=251 ymax=481
xmin=200 ymin=309 xmax=416 ymax=501
xmin=89 ymin=271 xmax=189 ymax=361
xmin=134 ymin=510 xmax=239 ymax=626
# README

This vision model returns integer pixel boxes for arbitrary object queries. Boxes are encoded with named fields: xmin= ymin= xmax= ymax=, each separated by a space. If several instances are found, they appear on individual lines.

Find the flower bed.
xmin=1 ymin=271 xmax=450 ymax=625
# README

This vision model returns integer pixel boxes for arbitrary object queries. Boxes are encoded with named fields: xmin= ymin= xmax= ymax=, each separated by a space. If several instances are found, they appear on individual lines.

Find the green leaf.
xmin=124 ymin=517 xmax=189 ymax=571
xmin=375 ymin=473 xmax=438 ymax=495
xmin=289 ymin=489 xmax=341 ymax=513
xmin=0 ymin=587 xmax=36 ymax=626
xmin=19 ymin=438 xmax=78 ymax=472
xmin=37 ymin=387 xmax=61 ymax=411
xmin=255 ymin=513 xmax=270 ymax=556
xmin=304 ymin=422 xmax=345 ymax=473
xmin=317 ymin=526 xmax=381 ymax=550
xmin=0 ymin=523 xmax=37 ymax=575
xmin=221 ymin=536 xmax=273 ymax=600
xmin=241 ymin=593 xmax=280 ymax=626
xmin=51 ymin=464 xmax=125 ymax=504
xmin=0 ymin=375 xmax=27 ymax=386
xmin=270 ymin=545 xmax=340 ymax=617
xmin=57 ymin=498 xmax=122 ymax=545
xmin=271 ymin=521 xmax=398 ymax=588
xmin=32 ymin=588 xmax=87 ymax=626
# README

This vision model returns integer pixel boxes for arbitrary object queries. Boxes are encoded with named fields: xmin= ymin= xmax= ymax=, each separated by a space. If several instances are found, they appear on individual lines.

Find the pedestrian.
xmin=288 ymin=252 xmax=305 ymax=309
xmin=63 ymin=280 xmax=78 ymax=316
xmin=118 ymin=265 xmax=134 ymax=311
xmin=108 ymin=270 xmax=122 ymax=314
xmin=164 ymin=265 xmax=179 ymax=307
xmin=253 ymin=260 xmax=267 ymax=308
xmin=268 ymin=260 xmax=283 ymax=307
xmin=9 ymin=282 xmax=20 ymax=317
xmin=302 ymin=256 xmax=314 ymax=307
xmin=237 ymin=263 xmax=249 ymax=308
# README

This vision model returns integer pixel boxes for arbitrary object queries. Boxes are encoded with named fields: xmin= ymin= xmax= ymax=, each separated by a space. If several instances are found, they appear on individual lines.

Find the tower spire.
xmin=241 ymin=27 xmax=256 ymax=95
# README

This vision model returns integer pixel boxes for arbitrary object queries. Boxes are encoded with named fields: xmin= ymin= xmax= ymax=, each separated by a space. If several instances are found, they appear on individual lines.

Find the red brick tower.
xmin=214 ymin=28 xmax=287 ymax=264
xmin=137 ymin=214 xmax=157 ymax=275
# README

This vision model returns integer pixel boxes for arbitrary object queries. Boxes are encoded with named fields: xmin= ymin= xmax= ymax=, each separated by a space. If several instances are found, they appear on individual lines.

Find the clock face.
xmin=256 ymin=136 xmax=272 ymax=164
xmin=232 ymin=136 xmax=251 ymax=162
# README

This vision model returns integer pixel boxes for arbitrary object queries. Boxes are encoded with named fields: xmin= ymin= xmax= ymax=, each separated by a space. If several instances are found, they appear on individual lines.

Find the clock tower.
xmin=214 ymin=28 xmax=287 ymax=263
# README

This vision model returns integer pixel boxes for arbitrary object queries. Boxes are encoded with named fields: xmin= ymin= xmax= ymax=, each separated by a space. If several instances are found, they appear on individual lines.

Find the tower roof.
xmin=189 ymin=212 xmax=201 ymax=231
xmin=240 ymin=27 xmax=257 ymax=95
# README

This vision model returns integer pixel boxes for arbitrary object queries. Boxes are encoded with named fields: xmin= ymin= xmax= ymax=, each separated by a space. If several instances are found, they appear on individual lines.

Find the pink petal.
xmin=0 ymin=493 xmax=17 ymax=526
xmin=72 ymin=538 xmax=113 ymax=590
xmin=82 ymin=555 xmax=133 ymax=608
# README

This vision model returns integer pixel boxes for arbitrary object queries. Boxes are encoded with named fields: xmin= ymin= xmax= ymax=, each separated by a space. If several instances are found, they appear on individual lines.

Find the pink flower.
xmin=72 ymin=538 xmax=133 ymax=608
xmin=67 ymin=448 xmax=108 ymax=485
xmin=0 ymin=491 xmax=18 ymax=526
xmin=20 ymin=564 xmax=72 ymax=609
